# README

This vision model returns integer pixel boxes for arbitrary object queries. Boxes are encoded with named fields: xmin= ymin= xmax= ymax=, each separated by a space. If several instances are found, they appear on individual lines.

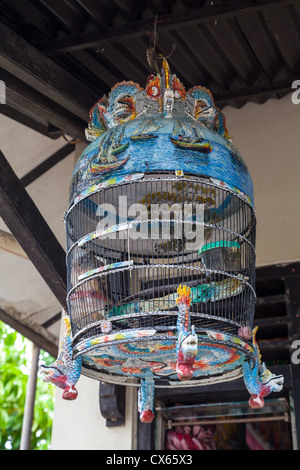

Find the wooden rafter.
xmin=0 ymin=22 xmax=99 ymax=121
xmin=2 ymin=67 xmax=87 ymax=140
xmin=0 ymin=105 xmax=63 ymax=140
xmin=20 ymin=143 xmax=74 ymax=187
xmin=42 ymin=0 xmax=297 ymax=55
xmin=0 ymin=307 xmax=58 ymax=357
xmin=0 ymin=151 xmax=67 ymax=312
xmin=213 ymin=78 xmax=294 ymax=105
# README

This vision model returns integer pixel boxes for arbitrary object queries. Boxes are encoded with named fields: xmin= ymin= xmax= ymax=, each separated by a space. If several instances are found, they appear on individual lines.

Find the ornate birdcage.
xmin=41 ymin=56 xmax=283 ymax=422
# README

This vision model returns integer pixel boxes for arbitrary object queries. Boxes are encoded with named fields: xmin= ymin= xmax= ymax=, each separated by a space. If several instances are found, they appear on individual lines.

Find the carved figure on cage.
xmin=40 ymin=318 xmax=82 ymax=400
xmin=176 ymin=285 xmax=198 ymax=380
xmin=242 ymin=327 xmax=284 ymax=408
xmin=138 ymin=377 xmax=155 ymax=423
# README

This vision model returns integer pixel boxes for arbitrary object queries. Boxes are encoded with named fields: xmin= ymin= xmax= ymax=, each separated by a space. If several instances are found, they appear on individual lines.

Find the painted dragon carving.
xmin=40 ymin=318 xmax=82 ymax=400
xmin=242 ymin=327 xmax=284 ymax=408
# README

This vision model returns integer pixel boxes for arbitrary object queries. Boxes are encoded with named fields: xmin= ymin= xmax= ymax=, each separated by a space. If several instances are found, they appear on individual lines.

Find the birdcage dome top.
xmin=68 ymin=60 xmax=254 ymax=208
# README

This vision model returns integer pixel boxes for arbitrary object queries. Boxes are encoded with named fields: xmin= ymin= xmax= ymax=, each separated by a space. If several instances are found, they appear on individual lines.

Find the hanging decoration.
xmin=41 ymin=51 xmax=283 ymax=423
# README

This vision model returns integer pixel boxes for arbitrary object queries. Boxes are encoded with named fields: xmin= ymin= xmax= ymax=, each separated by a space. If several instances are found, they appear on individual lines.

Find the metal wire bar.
xmin=65 ymin=174 xmax=256 ymax=340
xmin=166 ymin=415 xmax=290 ymax=428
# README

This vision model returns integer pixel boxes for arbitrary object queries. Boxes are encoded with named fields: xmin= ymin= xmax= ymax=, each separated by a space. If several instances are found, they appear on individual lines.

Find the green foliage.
xmin=0 ymin=321 xmax=55 ymax=450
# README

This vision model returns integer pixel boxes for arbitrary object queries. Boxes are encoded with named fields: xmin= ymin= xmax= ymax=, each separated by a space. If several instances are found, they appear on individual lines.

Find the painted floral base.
xmin=75 ymin=329 xmax=253 ymax=385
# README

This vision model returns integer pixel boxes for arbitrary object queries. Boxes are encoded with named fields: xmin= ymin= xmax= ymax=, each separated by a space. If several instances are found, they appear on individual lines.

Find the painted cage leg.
xmin=40 ymin=317 xmax=82 ymax=400
xmin=242 ymin=327 xmax=284 ymax=409
xmin=138 ymin=378 xmax=155 ymax=423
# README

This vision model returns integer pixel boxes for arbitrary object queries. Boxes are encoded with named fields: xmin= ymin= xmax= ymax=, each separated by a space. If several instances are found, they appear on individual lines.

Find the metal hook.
xmin=158 ymin=44 xmax=176 ymax=61
xmin=146 ymin=16 xmax=176 ymax=73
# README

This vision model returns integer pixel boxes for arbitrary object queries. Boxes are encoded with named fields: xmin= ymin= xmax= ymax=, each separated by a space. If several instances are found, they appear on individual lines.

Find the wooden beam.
xmin=214 ymin=78 xmax=293 ymax=106
xmin=0 ymin=229 xmax=28 ymax=259
xmin=20 ymin=143 xmax=74 ymax=187
xmin=0 ymin=151 xmax=67 ymax=312
xmin=2 ymin=68 xmax=86 ymax=140
xmin=0 ymin=105 xmax=63 ymax=139
xmin=0 ymin=22 xmax=99 ymax=120
xmin=256 ymin=261 xmax=300 ymax=281
xmin=0 ymin=307 xmax=58 ymax=357
xmin=41 ymin=312 xmax=62 ymax=329
xmin=42 ymin=0 xmax=298 ymax=54
xmin=99 ymin=382 xmax=126 ymax=427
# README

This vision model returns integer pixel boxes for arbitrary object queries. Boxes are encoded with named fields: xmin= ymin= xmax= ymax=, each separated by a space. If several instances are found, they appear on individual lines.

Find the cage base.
xmin=80 ymin=362 xmax=244 ymax=388
xmin=74 ymin=329 xmax=253 ymax=384
xmin=40 ymin=318 xmax=284 ymax=423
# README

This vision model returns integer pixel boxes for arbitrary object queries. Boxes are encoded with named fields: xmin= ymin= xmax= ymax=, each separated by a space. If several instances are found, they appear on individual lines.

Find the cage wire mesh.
xmin=65 ymin=173 xmax=256 ymax=351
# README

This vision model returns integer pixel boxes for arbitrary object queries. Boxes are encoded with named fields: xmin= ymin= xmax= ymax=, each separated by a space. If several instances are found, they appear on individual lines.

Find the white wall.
xmin=51 ymin=375 xmax=137 ymax=450
xmin=224 ymin=94 xmax=300 ymax=267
